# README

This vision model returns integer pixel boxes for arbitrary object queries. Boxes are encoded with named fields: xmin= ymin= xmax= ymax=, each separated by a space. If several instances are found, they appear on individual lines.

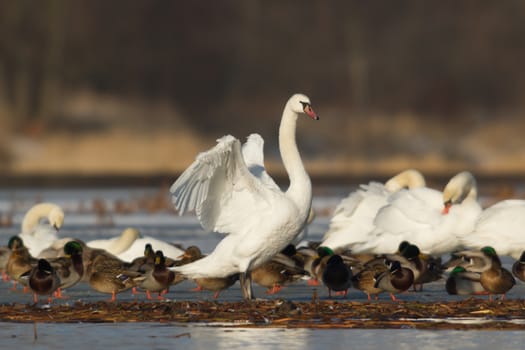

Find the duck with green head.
xmin=445 ymin=266 xmax=486 ymax=296
xmin=311 ymin=246 xmax=352 ymax=298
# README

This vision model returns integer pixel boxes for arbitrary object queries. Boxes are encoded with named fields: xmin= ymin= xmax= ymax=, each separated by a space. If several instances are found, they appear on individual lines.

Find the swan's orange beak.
xmin=304 ymin=105 xmax=319 ymax=120
xmin=442 ymin=202 xmax=452 ymax=215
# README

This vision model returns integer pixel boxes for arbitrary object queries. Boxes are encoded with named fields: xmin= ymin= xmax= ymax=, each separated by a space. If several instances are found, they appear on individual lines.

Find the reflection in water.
xmin=0 ymin=323 xmax=522 ymax=350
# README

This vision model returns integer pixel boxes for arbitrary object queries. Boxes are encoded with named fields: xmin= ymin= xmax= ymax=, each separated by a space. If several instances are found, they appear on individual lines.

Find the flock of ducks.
xmin=2 ymin=93 xmax=525 ymax=303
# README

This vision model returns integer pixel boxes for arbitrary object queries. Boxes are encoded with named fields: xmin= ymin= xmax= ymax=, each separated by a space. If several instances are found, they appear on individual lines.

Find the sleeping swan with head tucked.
xmin=17 ymin=202 xmax=65 ymax=257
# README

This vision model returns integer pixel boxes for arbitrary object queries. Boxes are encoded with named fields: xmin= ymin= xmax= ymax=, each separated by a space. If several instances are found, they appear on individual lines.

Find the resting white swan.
xmin=87 ymin=227 xmax=140 ymax=255
xmin=116 ymin=236 xmax=184 ymax=262
xmin=18 ymin=202 xmax=65 ymax=257
xmin=169 ymin=93 xmax=319 ymax=299
xmin=460 ymin=200 xmax=525 ymax=259
xmin=351 ymin=171 xmax=482 ymax=256
xmin=86 ymin=227 xmax=184 ymax=261
xmin=321 ymin=169 xmax=426 ymax=252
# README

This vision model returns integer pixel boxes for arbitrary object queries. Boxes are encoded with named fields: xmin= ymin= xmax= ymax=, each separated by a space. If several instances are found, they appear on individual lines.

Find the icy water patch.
xmin=1 ymin=322 xmax=523 ymax=350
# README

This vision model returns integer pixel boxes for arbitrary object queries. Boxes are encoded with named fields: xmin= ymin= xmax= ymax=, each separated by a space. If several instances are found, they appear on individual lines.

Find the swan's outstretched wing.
xmin=241 ymin=134 xmax=280 ymax=191
xmin=171 ymin=135 xmax=283 ymax=234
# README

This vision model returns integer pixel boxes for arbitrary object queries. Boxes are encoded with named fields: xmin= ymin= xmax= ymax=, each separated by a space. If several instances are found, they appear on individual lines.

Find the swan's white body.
xmin=460 ymin=200 xmax=525 ymax=259
xmin=117 ymin=237 xmax=184 ymax=262
xmin=351 ymin=171 xmax=482 ymax=256
xmin=17 ymin=203 xmax=65 ymax=257
xmin=87 ymin=228 xmax=140 ymax=255
xmin=169 ymin=94 xmax=318 ymax=296
xmin=321 ymin=169 xmax=425 ymax=252
xmin=86 ymin=227 xmax=184 ymax=262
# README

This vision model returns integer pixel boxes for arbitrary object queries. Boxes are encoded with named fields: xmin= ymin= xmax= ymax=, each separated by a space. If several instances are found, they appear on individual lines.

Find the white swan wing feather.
xmin=171 ymin=135 xmax=283 ymax=234
xmin=241 ymin=133 xmax=280 ymax=191
xmin=322 ymin=182 xmax=389 ymax=247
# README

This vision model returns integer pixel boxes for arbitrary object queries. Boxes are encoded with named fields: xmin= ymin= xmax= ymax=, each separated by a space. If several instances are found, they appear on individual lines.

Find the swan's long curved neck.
xmin=107 ymin=230 xmax=138 ymax=255
xmin=21 ymin=203 xmax=59 ymax=234
xmin=279 ymin=106 xmax=312 ymax=217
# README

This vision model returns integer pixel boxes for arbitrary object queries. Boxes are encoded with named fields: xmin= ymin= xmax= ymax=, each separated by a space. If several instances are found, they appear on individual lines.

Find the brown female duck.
xmin=88 ymin=254 xmax=145 ymax=302
xmin=5 ymin=236 xmax=37 ymax=291
xmin=478 ymin=246 xmax=515 ymax=301
xmin=251 ymin=245 xmax=307 ymax=294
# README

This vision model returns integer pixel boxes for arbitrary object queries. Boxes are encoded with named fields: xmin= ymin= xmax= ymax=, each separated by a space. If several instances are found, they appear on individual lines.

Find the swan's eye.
xmin=300 ymin=101 xmax=310 ymax=110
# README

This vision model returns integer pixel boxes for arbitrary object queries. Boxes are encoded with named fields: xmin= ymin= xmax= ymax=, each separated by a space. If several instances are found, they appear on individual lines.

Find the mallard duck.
xmin=27 ymin=259 xmax=60 ymax=303
xmin=374 ymin=260 xmax=414 ymax=301
xmin=478 ymin=246 xmax=515 ymax=301
xmin=321 ymin=254 xmax=352 ymax=297
xmin=512 ymin=251 xmax=525 ymax=282
xmin=88 ymin=254 xmax=145 ymax=301
xmin=396 ymin=241 xmax=442 ymax=291
xmin=47 ymin=241 xmax=84 ymax=298
xmin=172 ymin=245 xmax=236 ymax=298
xmin=251 ymin=247 xmax=307 ymax=294
xmin=139 ymin=250 xmax=175 ymax=300
xmin=126 ymin=243 xmax=155 ymax=273
xmin=173 ymin=245 xmax=203 ymax=266
xmin=309 ymin=247 xmax=352 ymax=297
xmin=445 ymin=266 xmax=486 ymax=296
xmin=414 ymin=254 xmax=443 ymax=289
xmin=295 ymin=245 xmax=318 ymax=283
xmin=442 ymin=251 xmax=488 ymax=272
xmin=193 ymin=274 xmax=240 ymax=299
xmin=0 ymin=243 xmax=12 ymax=281
xmin=5 ymin=236 xmax=37 ymax=291
xmin=351 ymin=258 xmax=388 ymax=301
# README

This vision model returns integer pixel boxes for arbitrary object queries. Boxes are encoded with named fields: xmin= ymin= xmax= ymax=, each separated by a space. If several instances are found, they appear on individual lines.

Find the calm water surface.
xmin=0 ymin=322 xmax=522 ymax=350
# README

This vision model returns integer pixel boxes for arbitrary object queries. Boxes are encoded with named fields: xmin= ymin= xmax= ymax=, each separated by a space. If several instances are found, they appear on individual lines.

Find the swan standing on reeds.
xmin=321 ymin=169 xmax=426 ymax=252
xmin=352 ymin=171 xmax=482 ymax=256
xmin=18 ymin=203 xmax=65 ymax=257
xmin=170 ymin=94 xmax=319 ymax=299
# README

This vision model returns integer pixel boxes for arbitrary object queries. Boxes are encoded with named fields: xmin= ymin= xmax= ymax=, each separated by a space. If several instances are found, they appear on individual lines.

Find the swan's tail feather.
xmin=169 ymin=255 xmax=231 ymax=279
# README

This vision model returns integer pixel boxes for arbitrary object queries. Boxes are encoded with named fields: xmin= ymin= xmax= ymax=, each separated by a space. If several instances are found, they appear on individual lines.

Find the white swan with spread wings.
xmin=169 ymin=93 xmax=319 ymax=299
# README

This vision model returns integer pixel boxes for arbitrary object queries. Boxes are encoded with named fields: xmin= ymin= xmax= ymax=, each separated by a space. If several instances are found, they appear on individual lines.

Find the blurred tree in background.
xmin=0 ymin=0 xmax=524 ymax=177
